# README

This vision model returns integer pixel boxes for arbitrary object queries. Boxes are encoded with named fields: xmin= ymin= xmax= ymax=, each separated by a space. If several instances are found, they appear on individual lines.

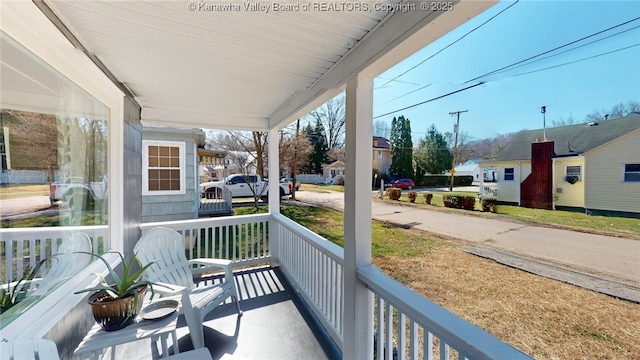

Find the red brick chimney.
xmin=520 ymin=140 xmax=554 ymax=210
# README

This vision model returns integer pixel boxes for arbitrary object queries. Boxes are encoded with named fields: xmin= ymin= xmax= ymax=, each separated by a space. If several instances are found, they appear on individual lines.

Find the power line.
xmin=375 ymin=83 xmax=432 ymax=108
xmin=379 ymin=0 xmax=520 ymax=88
xmin=373 ymin=39 xmax=639 ymax=121
xmin=490 ymin=24 xmax=640 ymax=76
xmin=372 ymin=82 xmax=485 ymax=119
xmin=464 ymin=16 xmax=640 ymax=83
xmin=511 ymin=43 xmax=640 ymax=78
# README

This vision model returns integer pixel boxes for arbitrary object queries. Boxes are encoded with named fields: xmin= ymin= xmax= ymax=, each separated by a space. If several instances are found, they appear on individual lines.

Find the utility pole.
xmin=448 ymin=110 xmax=468 ymax=191
xmin=291 ymin=118 xmax=300 ymax=200
xmin=541 ymin=106 xmax=547 ymax=140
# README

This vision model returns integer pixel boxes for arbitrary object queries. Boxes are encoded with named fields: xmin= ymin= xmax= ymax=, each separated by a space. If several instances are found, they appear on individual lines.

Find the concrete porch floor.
xmin=102 ymin=266 xmax=340 ymax=360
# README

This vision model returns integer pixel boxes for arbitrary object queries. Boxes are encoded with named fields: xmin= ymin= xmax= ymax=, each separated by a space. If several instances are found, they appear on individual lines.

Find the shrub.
xmin=423 ymin=192 xmax=433 ymax=205
xmin=386 ymin=188 xmax=402 ymax=200
xmin=442 ymin=194 xmax=476 ymax=210
xmin=481 ymin=198 xmax=498 ymax=213
xmin=408 ymin=191 xmax=417 ymax=203
xmin=418 ymin=175 xmax=474 ymax=187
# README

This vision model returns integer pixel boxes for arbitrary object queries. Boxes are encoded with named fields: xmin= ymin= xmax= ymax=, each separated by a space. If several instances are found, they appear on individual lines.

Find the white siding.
xmin=553 ymin=157 xmax=585 ymax=208
xmin=496 ymin=162 xmax=531 ymax=203
xmin=585 ymin=131 xmax=640 ymax=214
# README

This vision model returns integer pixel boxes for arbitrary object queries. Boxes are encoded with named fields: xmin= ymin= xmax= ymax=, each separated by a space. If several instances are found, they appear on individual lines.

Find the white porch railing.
xmin=359 ymin=265 xmax=531 ymax=360
xmin=141 ymin=213 xmax=270 ymax=268
xmin=199 ymin=187 xmax=233 ymax=216
xmin=0 ymin=226 xmax=108 ymax=283
xmin=273 ymin=213 xmax=345 ymax=350
xmin=479 ymin=183 xmax=497 ymax=200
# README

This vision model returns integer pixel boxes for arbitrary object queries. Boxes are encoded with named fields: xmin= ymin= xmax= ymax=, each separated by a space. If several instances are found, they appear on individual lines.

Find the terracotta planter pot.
xmin=88 ymin=285 xmax=147 ymax=331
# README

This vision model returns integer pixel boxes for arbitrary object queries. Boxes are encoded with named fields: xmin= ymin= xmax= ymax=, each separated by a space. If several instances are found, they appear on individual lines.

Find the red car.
xmin=385 ymin=178 xmax=415 ymax=190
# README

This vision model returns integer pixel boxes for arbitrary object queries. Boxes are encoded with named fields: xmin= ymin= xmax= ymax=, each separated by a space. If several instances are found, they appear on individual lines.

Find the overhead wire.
xmin=374 ymin=17 xmax=640 ymax=120
xmin=464 ymin=16 xmax=640 ymax=83
xmin=378 ymin=0 xmax=520 ymax=88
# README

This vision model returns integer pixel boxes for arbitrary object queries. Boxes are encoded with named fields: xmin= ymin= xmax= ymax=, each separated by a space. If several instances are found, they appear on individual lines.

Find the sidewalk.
xmin=293 ymin=190 xmax=640 ymax=287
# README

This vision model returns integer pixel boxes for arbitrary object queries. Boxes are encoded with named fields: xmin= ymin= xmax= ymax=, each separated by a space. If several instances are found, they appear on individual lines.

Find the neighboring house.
xmin=198 ymin=148 xmax=227 ymax=182
xmin=372 ymin=136 xmax=391 ymax=176
xmin=322 ymin=160 xmax=345 ymax=179
xmin=142 ymin=125 xmax=206 ymax=222
xmin=447 ymin=159 xmax=484 ymax=182
xmin=480 ymin=115 xmax=640 ymax=218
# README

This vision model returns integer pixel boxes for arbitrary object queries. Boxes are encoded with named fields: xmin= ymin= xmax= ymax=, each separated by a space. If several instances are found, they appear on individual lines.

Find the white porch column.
xmin=343 ymin=74 xmax=373 ymax=359
xmin=268 ymin=128 xmax=281 ymax=266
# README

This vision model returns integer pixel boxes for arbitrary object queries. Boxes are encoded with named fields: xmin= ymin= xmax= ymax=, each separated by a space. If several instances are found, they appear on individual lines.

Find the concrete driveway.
xmin=293 ymin=189 xmax=640 ymax=286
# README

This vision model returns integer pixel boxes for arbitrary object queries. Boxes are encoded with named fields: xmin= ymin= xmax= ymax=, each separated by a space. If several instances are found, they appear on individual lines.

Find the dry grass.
xmin=279 ymin=204 xmax=640 ymax=358
xmin=375 ymin=239 xmax=640 ymax=359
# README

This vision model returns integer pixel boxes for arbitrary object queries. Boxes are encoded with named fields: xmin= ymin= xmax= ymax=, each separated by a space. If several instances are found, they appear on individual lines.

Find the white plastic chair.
xmin=3 ymin=233 xmax=92 ymax=296
xmin=134 ymin=227 xmax=242 ymax=349
xmin=0 ymin=338 xmax=60 ymax=360
xmin=29 ymin=232 xmax=93 ymax=295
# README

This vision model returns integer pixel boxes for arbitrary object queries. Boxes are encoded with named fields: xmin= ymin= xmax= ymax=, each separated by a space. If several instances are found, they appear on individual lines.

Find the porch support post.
xmin=343 ymin=74 xmax=373 ymax=359
xmin=268 ymin=127 xmax=280 ymax=266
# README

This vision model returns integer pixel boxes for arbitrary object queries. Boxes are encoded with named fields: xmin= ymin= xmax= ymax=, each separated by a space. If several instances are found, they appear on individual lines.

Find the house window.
xmin=378 ymin=150 xmax=382 ymax=159
xmin=565 ymin=165 xmax=581 ymax=182
xmin=504 ymin=168 xmax=515 ymax=181
xmin=624 ymin=163 xmax=640 ymax=182
xmin=143 ymin=141 xmax=186 ymax=195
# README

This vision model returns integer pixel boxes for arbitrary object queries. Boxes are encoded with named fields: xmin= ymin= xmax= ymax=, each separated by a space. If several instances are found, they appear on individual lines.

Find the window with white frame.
xmin=377 ymin=150 xmax=382 ymax=159
xmin=565 ymin=165 xmax=581 ymax=183
xmin=623 ymin=163 xmax=640 ymax=182
xmin=143 ymin=140 xmax=186 ymax=195
xmin=504 ymin=167 xmax=515 ymax=181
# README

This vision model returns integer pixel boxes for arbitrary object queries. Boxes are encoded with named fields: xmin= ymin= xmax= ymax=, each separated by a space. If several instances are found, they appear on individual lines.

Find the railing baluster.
xmin=410 ymin=319 xmax=418 ymax=360
xmin=386 ymin=302 xmax=393 ymax=360
xmin=439 ymin=341 xmax=449 ymax=360
xmin=398 ymin=312 xmax=406 ymax=360
xmin=377 ymin=295 xmax=384 ymax=360
xmin=426 ymin=331 xmax=433 ymax=360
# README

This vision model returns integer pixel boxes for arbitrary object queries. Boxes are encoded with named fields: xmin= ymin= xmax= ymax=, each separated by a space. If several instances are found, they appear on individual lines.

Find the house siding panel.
xmin=496 ymin=162 xmax=531 ymax=203
xmin=585 ymin=131 xmax=640 ymax=214
xmin=141 ymin=130 xmax=199 ymax=223
xmin=554 ymin=157 xmax=585 ymax=208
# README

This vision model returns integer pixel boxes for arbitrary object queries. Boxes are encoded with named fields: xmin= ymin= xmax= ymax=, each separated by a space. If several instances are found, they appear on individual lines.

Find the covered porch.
xmin=1 ymin=1 xmax=531 ymax=359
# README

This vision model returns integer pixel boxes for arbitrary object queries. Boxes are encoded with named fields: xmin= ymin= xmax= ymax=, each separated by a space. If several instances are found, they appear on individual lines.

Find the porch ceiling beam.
xmin=268 ymin=0 xmax=497 ymax=129
xmin=141 ymin=107 xmax=269 ymax=131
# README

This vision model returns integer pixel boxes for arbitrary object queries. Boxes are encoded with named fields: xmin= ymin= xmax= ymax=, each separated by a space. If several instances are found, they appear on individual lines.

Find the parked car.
xmin=385 ymin=178 xmax=415 ymax=190
xmin=280 ymin=178 xmax=299 ymax=191
xmin=200 ymin=174 xmax=290 ymax=199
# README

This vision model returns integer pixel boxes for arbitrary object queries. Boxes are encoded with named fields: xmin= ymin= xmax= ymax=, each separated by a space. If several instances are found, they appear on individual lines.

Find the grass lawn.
xmin=240 ymin=204 xmax=640 ymax=359
xmin=300 ymin=183 xmax=344 ymax=193
xmin=0 ymin=184 xmax=49 ymax=200
xmin=382 ymin=191 xmax=640 ymax=240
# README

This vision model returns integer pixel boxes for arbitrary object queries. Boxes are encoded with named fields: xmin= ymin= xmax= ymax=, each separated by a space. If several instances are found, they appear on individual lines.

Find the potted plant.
xmin=74 ymin=251 xmax=158 ymax=331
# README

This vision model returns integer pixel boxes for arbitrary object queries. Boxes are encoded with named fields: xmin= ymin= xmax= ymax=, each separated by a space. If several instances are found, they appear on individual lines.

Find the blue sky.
xmin=372 ymin=0 xmax=640 ymax=141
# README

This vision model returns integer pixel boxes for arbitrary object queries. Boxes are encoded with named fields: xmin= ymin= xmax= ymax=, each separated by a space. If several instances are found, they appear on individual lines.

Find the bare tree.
xmin=585 ymin=100 xmax=640 ymax=122
xmin=373 ymin=119 xmax=390 ymax=139
xmin=223 ymin=130 xmax=268 ymax=180
xmin=279 ymin=119 xmax=312 ymax=200
xmin=552 ymin=113 xmax=579 ymax=127
xmin=306 ymin=94 xmax=345 ymax=150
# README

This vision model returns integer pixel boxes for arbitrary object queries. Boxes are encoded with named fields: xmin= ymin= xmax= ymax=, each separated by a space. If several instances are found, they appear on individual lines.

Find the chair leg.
xmin=234 ymin=295 xmax=243 ymax=316
xmin=183 ymin=306 xmax=205 ymax=349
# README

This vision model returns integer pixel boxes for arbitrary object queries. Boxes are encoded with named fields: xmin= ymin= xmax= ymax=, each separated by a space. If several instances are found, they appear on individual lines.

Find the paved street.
xmin=293 ymin=189 xmax=640 ymax=286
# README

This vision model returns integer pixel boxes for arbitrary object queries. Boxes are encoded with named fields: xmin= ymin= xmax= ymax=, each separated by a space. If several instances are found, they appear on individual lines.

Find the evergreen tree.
xmin=414 ymin=124 xmax=453 ymax=177
xmin=302 ymin=119 xmax=329 ymax=174
xmin=389 ymin=116 xmax=414 ymax=178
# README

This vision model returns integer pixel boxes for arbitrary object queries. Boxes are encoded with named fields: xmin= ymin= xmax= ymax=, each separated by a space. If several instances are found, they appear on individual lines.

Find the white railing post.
xmin=343 ymin=74 xmax=374 ymax=359
xmin=268 ymin=127 xmax=281 ymax=266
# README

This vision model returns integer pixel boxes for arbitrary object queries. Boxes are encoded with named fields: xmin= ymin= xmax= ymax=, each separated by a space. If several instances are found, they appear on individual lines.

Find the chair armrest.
xmin=188 ymin=258 xmax=232 ymax=276
xmin=150 ymin=281 xmax=186 ymax=297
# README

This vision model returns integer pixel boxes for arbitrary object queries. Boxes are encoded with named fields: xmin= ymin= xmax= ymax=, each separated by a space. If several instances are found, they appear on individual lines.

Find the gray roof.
xmin=495 ymin=115 xmax=640 ymax=161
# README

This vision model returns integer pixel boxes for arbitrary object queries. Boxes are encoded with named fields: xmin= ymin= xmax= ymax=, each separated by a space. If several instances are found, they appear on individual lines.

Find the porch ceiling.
xmin=43 ymin=0 xmax=496 ymax=131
